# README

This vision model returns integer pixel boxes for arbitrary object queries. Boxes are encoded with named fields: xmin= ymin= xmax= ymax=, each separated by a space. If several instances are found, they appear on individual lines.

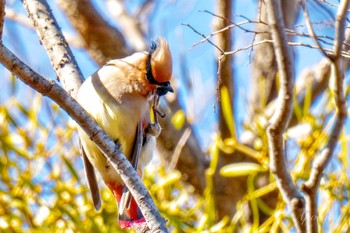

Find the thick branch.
xmin=301 ymin=1 xmax=349 ymax=233
xmin=22 ymin=0 xmax=83 ymax=97
xmin=265 ymin=0 xmax=305 ymax=232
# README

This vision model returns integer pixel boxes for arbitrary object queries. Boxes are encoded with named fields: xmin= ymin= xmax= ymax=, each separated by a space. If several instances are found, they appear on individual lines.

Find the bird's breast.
xmin=97 ymin=93 xmax=150 ymax=158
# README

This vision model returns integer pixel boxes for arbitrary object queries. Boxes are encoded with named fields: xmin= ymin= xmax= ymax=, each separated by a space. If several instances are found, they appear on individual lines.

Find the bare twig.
xmin=237 ymin=14 xmax=268 ymax=26
xmin=286 ymin=29 xmax=334 ymax=45
xmin=22 ymin=0 xmax=84 ymax=97
xmin=201 ymin=10 xmax=269 ymax=33
xmin=195 ymin=21 xmax=268 ymax=49
xmin=169 ymin=128 xmax=192 ymax=171
xmin=183 ymin=16 xmax=346 ymax=59
xmin=301 ymin=1 xmax=349 ymax=233
xmin=299 ymin=0 xmax=330 ymax=58
xmin=318 ymin=0 xmax=339 ymax=8
xmin=265 ymin=0 xmax=305 ymax=232
xmin=182 ymin=23 xmax=224 ymax=54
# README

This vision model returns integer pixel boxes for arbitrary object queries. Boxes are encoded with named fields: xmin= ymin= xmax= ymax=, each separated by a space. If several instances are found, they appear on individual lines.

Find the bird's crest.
xmin=148 ymin=37 xmax=172 ymax=84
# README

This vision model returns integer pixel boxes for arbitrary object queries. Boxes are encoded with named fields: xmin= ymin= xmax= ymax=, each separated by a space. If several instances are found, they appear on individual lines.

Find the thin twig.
xmin=318 ymin=0 xmax=339 ymax=8
xmin=237 ymin=14 xmax=269 ymax=26
xmin=184 ymin=18 xmax=345 ymax=59
xmin=223 ymin=40 xmax=350 ymax=58
xmin=169 ymin=128 xmax=192 ymax=171
xmin=299 ymin=0 xmax=331 ymax=58
xmin=248 ymin=32 xmax=258 ymax=64
xmin=192 ymin=21 xmax=268 ymax=48
xmin=182 ymin=23 xmax=224 ymax=54
xmin=201 ymin=10 xmax=269 ymax=32
xmin=265 ymin=0 xmax=305 ymax=232
xmin=286 ymin=29 xmax=334 ymax=45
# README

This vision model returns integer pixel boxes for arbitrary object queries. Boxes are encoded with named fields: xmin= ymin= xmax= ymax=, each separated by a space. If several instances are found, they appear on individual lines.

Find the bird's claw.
xmin=146 ymin=122 xmax=161 ymax=137
xmin=152 ymin=94 xmax=166 ymax=124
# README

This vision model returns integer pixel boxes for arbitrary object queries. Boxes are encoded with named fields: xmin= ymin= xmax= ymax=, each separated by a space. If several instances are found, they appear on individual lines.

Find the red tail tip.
xmin=119 ymin=217 xmax=146 ymax=229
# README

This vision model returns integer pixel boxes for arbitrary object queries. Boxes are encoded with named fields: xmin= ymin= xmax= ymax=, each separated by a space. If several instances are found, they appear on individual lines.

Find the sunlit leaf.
xmin=220 ymin=86 xmax=236 ymax=139
xmin=220 ymin=163 xmax=267 ymax=177
xmin=171 ymin=110 xmax=186 ymax=130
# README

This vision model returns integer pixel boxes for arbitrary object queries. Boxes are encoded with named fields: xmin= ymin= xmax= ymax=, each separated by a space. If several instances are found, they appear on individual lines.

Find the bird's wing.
xmin=119 ymin=120 xmax=143 ymax=215
xmin=80 ymin=140 xmax=101 ymax=211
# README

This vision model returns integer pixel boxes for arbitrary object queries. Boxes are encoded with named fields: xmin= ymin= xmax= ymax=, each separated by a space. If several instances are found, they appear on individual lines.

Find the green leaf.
xmin=220 ymin=86 xmax=236 ymax=139
xmin=220 ymin=163 xmax=267 ymax=177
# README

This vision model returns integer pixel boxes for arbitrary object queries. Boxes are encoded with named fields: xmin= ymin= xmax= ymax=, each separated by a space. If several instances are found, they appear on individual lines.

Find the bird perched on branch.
xmin=76 ymin=37 xmax=173 ymax=229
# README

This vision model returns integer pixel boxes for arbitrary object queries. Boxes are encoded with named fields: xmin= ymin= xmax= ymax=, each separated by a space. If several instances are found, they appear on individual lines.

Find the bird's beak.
xmin=156 ymin=82 xmax=174 ymax=96
xmin=165 ymin=83 xmax=174 ymax=93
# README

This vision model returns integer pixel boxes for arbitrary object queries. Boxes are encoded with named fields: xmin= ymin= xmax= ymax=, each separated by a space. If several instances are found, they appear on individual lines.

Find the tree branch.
xmin=265 ymin=0 xmax=305 ymax=232
xmin=299 ymin=0 xmax=329 ymax=58
xmin=301 ymin=1 xmax=349 ymax=233
xmin=1 ymin=1 xmax=168 ymax=231
xmin=22 ymin=0 xmax=84 ymax=97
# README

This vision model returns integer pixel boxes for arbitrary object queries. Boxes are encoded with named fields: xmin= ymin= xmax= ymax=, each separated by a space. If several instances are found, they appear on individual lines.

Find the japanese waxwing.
xmin=76 ymin=37 xmax=173 ymax=229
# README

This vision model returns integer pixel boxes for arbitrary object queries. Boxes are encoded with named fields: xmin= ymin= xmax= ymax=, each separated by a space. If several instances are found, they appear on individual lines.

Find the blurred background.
xmin=0 ymin=0 xmax=349 ymax=232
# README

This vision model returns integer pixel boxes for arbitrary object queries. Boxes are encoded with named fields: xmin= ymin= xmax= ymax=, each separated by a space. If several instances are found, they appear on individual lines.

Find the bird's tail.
xmin=108 ymin=183 xmax=146 ymax=229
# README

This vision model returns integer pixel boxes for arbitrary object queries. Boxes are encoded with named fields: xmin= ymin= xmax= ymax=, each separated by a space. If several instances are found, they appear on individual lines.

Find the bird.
xmin=76 ymin=37 xmax=173 ymax=229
